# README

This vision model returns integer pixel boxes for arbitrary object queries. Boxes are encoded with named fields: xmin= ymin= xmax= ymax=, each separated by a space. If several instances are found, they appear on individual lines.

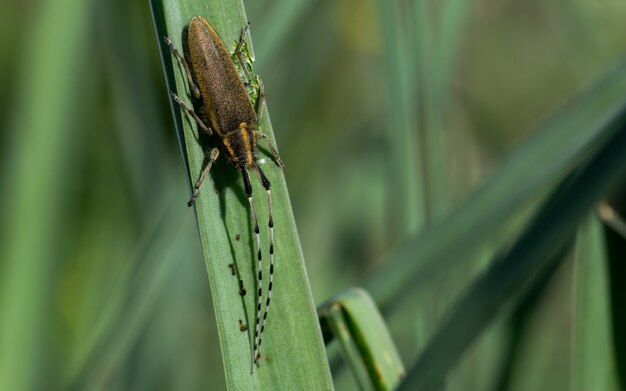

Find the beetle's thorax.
xmin=221 ymin=122 xmax=257 ymax=167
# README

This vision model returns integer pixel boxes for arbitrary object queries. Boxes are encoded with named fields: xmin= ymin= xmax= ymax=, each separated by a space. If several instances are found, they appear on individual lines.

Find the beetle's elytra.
xmin=165 ymin=16 xmax=283 ymax=372
xmin=188 ymin=17 xmax=258 ymax=166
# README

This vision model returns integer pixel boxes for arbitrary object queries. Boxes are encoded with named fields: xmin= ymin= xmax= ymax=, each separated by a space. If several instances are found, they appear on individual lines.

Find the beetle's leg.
xmin=170 ymin=92 xmax=213 ymax=136
xmin=234 ymin=23 xmax=253 ymax=86
xmin=234 ymin=22 xmax=250 ymax=55
xmin=164 ymin=36 xmax=201 ymax=99
xmin=188 ymin=148 xmax=220 ymax=207
xmin=255 ymin=77 xmax=265 ymax=122
xmin=254 ymin=131 xmax=284 ymax=169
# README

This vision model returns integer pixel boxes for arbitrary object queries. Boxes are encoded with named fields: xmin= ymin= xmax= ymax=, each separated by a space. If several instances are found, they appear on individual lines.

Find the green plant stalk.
xmin=418 ymin=0 xmax=470 ymax=220
xmin=319 ymin=288 xmax=405 ymax=391
xmin=366 ymin=59 xmax=626 ymax=314
xmin=0 ymin=0 xmax=92 ymax=389
xmin=398 ymin=122 xmax=626 ymax=390
xmin=489 ymin=246 xmax=563 ymax=391
xmin=571 ymin=214 xmax=620 ymax=390
xmin=150 ymin=0 xmax=333 ymax=389
xmin=323 ymin=305 xmax=375 ymax=391
xmin=376 ymin=0 xmax=425 ymax=235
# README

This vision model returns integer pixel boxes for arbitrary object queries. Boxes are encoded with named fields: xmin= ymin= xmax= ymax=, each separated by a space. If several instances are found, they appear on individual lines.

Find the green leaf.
xmin=319 ymin=288 xmax=405 ymax=391
xmin=604 ymin=204 xmax=626 ymax=384
xmin=571 ymin=214 xmax=620 ymax=390
xmin=366 ymin=59 xmax=626 ymax=314
xmin=397 ymin=121 xmax=626 ymax=390
xmin=414 ymin=0 xmax=471 ymax=220
xmin=150 ymin=0 xmax=333 ymax=389
xmin=376 ymin=1 xmax=425 ymax=234
xmin=0 ymin=0 xmax=92 ymax=389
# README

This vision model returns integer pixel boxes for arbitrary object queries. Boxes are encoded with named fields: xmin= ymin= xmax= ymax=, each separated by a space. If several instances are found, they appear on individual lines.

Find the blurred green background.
xmin=1 ymin=0 xmax=626 ymax=390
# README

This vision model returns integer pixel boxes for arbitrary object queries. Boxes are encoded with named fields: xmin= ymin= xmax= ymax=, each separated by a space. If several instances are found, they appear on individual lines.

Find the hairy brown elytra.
xmin=165 ymin=16 xmax=283 ymax=373
xmin=188 ymin=17 xmax=257 ymax=167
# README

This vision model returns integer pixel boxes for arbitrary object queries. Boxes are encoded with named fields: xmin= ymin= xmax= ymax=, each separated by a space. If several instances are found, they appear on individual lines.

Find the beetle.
xmin=164 ymin=16 xmax=283 ymax=371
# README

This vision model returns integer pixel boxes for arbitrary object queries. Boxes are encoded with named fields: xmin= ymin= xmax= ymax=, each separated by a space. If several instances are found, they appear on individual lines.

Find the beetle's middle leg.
xmin=169 ymin=92 xmax=213 ymax=136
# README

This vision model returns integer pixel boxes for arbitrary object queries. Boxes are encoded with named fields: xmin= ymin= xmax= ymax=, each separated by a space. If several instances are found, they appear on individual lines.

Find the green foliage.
xmin=366 ymin=59 xmax=626 ymax=314
xmin=319 ymin=288 xmax=405 ymax=391
xmin=1 ymin=0 xmax=626 ymax=390
xmin=398 ymin=119 xmax=626 ymax=390
xmin=0 ymin=0 xmax=92 ymax=388
xmin=572 ymin=214 xmax=620 ymax=390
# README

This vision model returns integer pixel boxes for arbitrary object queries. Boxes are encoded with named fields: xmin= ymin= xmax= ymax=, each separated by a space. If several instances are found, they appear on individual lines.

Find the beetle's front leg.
xmin=164 ymin=36 xmax=201 ymax=99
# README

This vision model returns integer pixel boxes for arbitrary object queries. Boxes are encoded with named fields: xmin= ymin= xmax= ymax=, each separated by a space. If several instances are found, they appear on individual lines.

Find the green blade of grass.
xmin=321 ymin=305 xmax=374 ymax=391
xmin=417 ymin=0 xmax=470 ymax=219
xmin=604 ymin=198 xmax=626 ymax=384
xmin=571 ymin=214 xmax=620 ymax=390
xmin=0 ymin=0 xmax=92 ymax=389
xmin=366 ymin=58 xmax=626 ymax=314
xmin=319 ymin=288 xmax=405 ymax=391
xmin=376 ymin=0 xmax=425 ymax=235
xmin=489 ymin=243 xmax=564 ymax=391
xmin=150 ymin=0 xmax=333 ymax=389
xmin=398 ymin=122 xmax=626 ymax=390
